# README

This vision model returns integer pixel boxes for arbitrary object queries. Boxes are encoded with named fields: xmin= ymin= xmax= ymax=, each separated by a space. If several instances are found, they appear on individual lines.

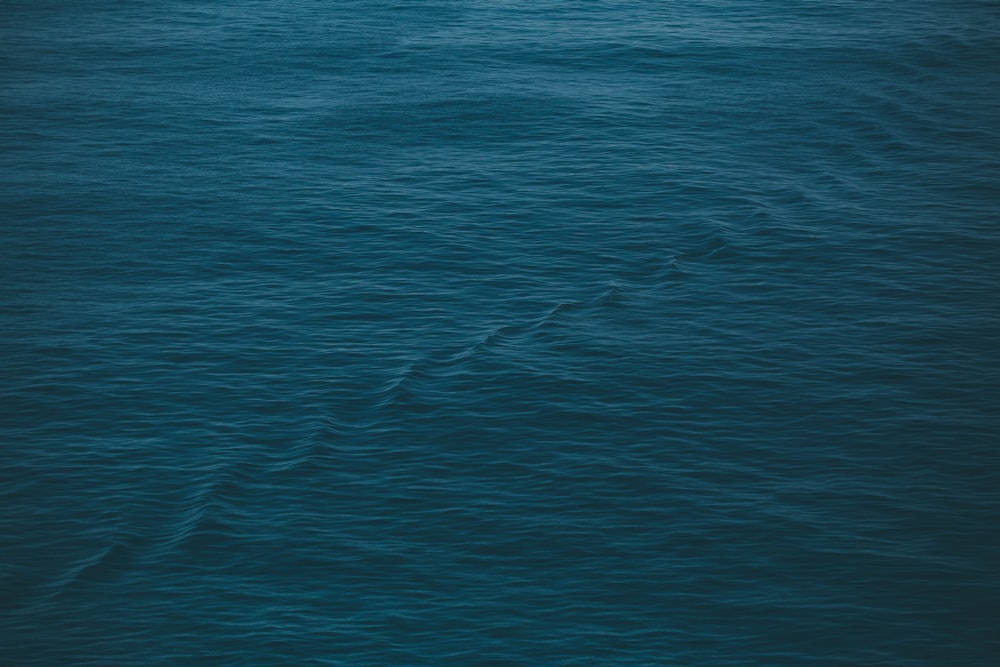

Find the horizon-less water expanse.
xmin=2 ymin=1 xmax=999 ymax=664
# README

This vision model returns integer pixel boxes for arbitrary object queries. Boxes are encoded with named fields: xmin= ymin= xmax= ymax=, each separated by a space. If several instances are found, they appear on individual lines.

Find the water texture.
xmin=2 ymin=1 xmax=999 ymax=664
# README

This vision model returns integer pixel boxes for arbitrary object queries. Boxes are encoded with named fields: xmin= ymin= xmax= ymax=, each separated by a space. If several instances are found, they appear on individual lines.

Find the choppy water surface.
xmin=2 ymin=1 xmax=999 ymax=664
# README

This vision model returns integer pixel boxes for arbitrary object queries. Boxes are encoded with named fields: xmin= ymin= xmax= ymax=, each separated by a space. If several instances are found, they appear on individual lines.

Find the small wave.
xmin=45 ymin=538 xmax=135 ymax=600
xmin=673 ymin=225 xmax=736 ymax=265
xmin=345 ymin=284 xmax=628 ymax=418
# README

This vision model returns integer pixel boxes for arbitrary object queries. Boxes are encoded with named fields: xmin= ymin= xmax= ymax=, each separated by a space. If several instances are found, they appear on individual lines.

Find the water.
xmin=2 ymin=1 xmax=999 ymax=664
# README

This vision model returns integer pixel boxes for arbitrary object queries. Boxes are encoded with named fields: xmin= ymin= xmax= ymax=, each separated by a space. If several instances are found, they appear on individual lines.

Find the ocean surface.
xmin=2 ymin=1 xmax=999 ymax=664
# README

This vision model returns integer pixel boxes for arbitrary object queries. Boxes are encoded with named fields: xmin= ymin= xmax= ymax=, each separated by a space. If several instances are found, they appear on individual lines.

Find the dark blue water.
xmin=3 ymin=1 xmax=999 ymax=664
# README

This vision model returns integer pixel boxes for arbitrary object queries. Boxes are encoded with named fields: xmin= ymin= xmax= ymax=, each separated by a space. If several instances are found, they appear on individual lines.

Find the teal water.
xmin=2 ymin=1 xmax=1000 ymax=664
